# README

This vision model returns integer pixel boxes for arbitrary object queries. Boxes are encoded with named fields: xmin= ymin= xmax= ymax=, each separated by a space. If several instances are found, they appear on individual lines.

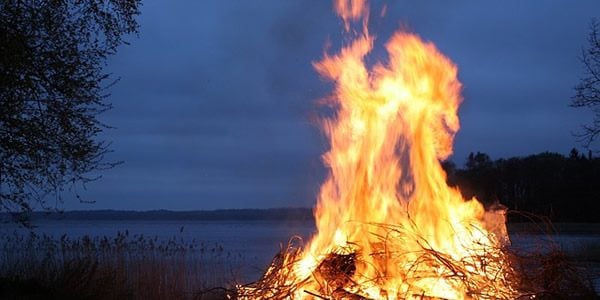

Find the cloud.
xmin=67 ymin=0 xmax=600 ymax=210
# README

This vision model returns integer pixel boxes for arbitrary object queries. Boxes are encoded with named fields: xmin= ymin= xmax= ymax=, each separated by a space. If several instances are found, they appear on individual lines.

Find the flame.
xmin=335 ymin=0 xmax=368 ymax=31
xmin=238 ymin=1 xmax=520 ymax=299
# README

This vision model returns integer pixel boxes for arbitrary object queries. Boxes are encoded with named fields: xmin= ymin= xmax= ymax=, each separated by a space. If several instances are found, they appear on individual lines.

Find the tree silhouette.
xmin=572 ymin=18 xmax=600 ymax=150
xmin=0 ymin=0 xmax=140 ymax=224
xmin=447 ymin=150 xmax=600 ymax=222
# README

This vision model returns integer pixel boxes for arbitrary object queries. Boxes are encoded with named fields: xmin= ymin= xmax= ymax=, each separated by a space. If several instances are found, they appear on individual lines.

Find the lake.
xmin=2 ymin=219 xmax=598 ymax=295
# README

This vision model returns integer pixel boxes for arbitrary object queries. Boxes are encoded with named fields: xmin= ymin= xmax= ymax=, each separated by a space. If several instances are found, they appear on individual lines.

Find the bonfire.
xmin=238 ymin=1 xmax=523 ymax=299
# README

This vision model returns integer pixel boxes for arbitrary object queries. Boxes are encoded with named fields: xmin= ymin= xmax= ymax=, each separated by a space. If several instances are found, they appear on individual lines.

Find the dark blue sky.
xmin=65 ymin=1 xmax=599 ymax=210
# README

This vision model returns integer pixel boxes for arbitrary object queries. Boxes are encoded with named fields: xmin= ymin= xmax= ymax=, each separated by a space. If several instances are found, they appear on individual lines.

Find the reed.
xmin=0 ymin=231 xmax=240 ymax=299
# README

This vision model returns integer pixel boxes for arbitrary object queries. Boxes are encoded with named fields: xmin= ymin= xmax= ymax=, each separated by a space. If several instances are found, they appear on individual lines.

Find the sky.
xmin=65 ymin=0 xmax=599 ymax=211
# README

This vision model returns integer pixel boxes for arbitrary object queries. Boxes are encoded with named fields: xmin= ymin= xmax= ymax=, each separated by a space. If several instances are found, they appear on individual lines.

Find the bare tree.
xmin=0 ymin=0 xmax=141 ymax=224
xmin=572 ymin=18 xmax=600 ymax=149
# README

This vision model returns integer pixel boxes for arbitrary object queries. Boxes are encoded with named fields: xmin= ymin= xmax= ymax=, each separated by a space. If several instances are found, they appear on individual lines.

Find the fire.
xmin=238 ymin=1 xmax=520 ymax=299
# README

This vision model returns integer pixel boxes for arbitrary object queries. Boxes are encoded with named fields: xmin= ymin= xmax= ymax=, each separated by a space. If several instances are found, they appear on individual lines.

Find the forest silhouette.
xmin=444 ymin=149 xmax=600 ymax=222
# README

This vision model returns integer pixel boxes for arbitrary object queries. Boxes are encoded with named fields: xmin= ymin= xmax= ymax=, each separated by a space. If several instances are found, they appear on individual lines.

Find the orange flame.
xmin=294 ymin=30 xmax=515 ymax=297
xmin=239 ymin=1 xmax=519 ymax=299
xmin=298 ymin=0 xmax=517 ymax=298
xmin=335 ymin=0 xmax=368 ymax=31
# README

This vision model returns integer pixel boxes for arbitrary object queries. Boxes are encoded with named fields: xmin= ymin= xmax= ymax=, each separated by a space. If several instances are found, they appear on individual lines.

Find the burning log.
xmin=315 ymin=252 xmax=357 ymax=289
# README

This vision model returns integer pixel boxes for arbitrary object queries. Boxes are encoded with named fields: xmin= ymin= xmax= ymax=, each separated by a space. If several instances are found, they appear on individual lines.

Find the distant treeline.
xmin=444 ymin=149 xmax=600 ymax=222
xmin=8 ymin=149 xmax=599 ymax=223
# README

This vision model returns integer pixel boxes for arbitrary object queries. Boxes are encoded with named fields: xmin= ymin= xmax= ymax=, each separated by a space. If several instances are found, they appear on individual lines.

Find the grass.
xmin=0 ymin=231 xmax=241 ymax=299
xmin=507 ymin=221 xmax=600 ymax=299
xmin=238 ymin=222 xmax=600 ymax=300
xmin=0 ymin=224 xmax=598 ymax=299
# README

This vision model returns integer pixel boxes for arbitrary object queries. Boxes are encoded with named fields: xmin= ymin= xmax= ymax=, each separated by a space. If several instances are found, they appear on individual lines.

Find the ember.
xmin=237 ymin=0 xmax=523 ymax=299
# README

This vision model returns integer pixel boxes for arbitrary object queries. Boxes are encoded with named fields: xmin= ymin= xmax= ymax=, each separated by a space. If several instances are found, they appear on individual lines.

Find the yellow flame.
xmin=294 ymin=1 xmax=516 ymax=299
xmin=238 ymin=1 xmax=519 ymax=299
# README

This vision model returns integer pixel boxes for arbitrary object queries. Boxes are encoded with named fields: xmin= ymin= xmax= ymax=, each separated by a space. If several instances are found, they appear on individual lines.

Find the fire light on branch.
xmin=238 ymin=1 xmax=522 ymax=299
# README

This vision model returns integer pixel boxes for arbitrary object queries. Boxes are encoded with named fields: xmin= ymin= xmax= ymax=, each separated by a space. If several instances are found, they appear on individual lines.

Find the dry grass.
xmin=507 ymin=220 xmax=599 ymax=300
xmin=237 ymin=224 xmax=520 ymax=299
xmin=2 ymin=220 xmax=596 ymax=300
xmin=0 ymin=231 xmax=239 ymax=299
xmin=236 ymin=221 xmax=599 ymax=300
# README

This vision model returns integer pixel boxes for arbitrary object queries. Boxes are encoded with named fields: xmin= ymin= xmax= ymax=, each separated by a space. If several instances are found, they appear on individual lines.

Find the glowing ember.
xmin=238 ymin=1 xmax=521 ymax=299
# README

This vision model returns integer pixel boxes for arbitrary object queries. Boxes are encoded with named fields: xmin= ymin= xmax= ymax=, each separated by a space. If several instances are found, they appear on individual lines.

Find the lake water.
xmin=2 ymin=219 xmax=599 ymax=295
xmin=2 ymin=219 xmax=317 ymax=284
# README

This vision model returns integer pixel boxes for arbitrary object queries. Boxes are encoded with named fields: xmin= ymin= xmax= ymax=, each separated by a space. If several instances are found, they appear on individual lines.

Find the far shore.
xmin=3 ymin=208 xmax=599 ymax=235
